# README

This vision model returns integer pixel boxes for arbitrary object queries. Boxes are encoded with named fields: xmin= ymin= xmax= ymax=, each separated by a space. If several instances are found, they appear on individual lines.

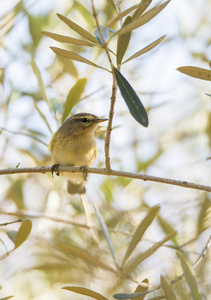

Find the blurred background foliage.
xmin=0 ymin=0 xmax=211 ymax=299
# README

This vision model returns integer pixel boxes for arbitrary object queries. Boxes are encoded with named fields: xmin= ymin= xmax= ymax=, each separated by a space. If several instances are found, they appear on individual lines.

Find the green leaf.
xmin=117 ymin=16 xmax=132 ymax=67
xmin=177 ymin=66 xmax=211 ymax=81
xmin=31 ymin=58 xmax=51 ymax=110
xmin=157 ymin=215 xmax=178 ymax=245
xmin=94 ymin=207 xmax=117 ymax=266
xmin=62 ymin=78 xmax=87 ymax=123
xmin=197 ymin=196 xmax=211 ymax=234
xmin=122 ymin=205 xmax=160 ymax=266
xmin=107 ymin=5 xmax=137 ymax=28
xmin=132 ymin=279 xmax=149 ymax=300
xmin=62 ymin=286 xmax=108 ymax=300
xmin=124 ymin=231 xmax=176 ymax=273
xmin=50 ymin=47 xmax=110 ymax=72
xmin=115 ymin=0 xmax=171 ymax=36
xmin=58 ymin=243 xmax=116 ymax=274
xmin=113 ymin=290 xmax=152 ymax=300
xmin=57 ymin=14 xmax=99 ymax=45
xmin=14 ymin=220 xmax=32 ymax=249
xmin=106 ymin=0 xmax=117 ymax=12
xmin=123 ymin=35 xmax=166 ymax=64
xmin=160 ymin=276 xmax=176 ymax=300
xmin=177 ymin=252 xmax=201 ymax=300
xmin=113 ymin=67 xmax=148 ymax=127
xmin=132 ymin=0 xmax=153 ymax=20
xmin=33 ymin=100 xmax=52 ymax=134
xmin=0 ymin=297 xmax=14 ymax=300
xmin=43 ymin=31 xmax=95 ymax=47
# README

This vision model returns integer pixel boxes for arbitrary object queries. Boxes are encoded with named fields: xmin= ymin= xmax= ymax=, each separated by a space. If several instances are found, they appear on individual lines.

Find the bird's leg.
xmin=80 ymin=165 xmax=88 ymax=181
xmin=51 ymin=164 xmax=60 ymax=177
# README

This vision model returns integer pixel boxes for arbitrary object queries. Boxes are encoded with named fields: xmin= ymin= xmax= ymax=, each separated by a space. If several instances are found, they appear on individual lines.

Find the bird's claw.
xmin=51 ymin=164 xmax=60 ymax=177
xmin=80 ymin=165 xmax=88 ymax=181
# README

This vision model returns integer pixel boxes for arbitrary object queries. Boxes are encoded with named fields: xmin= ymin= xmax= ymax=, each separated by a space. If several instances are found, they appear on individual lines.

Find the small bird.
xmin=49 ymin=113 xmax=108 ymax=194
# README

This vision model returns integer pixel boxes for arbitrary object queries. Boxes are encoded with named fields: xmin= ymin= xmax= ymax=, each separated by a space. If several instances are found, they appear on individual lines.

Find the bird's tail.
xmin=67 ymin=180 xmax=86 ymax=194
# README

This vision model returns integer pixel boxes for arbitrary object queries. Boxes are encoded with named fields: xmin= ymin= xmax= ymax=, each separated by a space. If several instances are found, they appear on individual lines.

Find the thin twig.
xmin=0 ymin=219 xmax=22 ymax=226
xmin=91 ymin=0 xmax=117 ymax=171
xmin=1 ymin=165 xmax=211 ymax=192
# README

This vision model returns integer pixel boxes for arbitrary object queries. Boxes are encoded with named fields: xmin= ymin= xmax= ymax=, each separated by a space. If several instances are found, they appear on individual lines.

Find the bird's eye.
xmin=81 ymin=118 xmax=88 ymax=123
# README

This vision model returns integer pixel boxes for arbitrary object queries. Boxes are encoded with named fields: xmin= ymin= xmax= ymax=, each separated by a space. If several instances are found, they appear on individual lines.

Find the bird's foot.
xmin=80 ymin=165 xmax=88 ymax=181
xmin=51 ymin=164 xmax=60 ymax=177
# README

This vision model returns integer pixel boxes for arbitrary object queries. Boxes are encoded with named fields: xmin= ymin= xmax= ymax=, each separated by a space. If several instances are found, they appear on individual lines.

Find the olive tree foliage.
xmin=0 ymin=0 xmax=210 ymax=299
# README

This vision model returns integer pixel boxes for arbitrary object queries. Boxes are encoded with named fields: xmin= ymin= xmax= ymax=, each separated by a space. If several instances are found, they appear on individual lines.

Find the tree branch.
xmin=0 ymin=165 xmax=211 ymax=192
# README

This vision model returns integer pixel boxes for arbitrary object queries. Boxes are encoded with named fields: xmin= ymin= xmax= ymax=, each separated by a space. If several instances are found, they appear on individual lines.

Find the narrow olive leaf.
xmin=94 ymin=207 xmax=118 ymax=266
xmin=106 ymin=5 xmax=137 ymax=28
xmin=117 ymin=16 xmax=132 ymax=67
xmin=57 ymin=14 xmax=99 ymax=45
xmin=157 ymin=215 xmax=178 ymax=246
xmin=58 ymin=243 xmax=116 ymax=274
xmin=122 ymin=205 xmax=160 ymax=266
xmin=132 ymin=0 xmax=153 ymax=20
xmin=115 ymin=0 xmax=171 ymax=36
xmin=62 ymin=286 xmax=108 ymax=300
xmin=43 ymin=31 xmax=95 ymax=47
xmin=62 ymin=78 xmax=87 ymax=123
xmin=113 ymin=290 xmax=153 ymax=300
xmin=160 ymin=276 xmax=176 ymax=300
xmin=106 ymin=0 xmax=117 ymax=12
xmin=31 ymin=58 xmax=51 ymax=110
xmin=197 ymin=196 xmax=211 ymax=234
xmin=132 ymin=279 xmax=149 ymax=300
xmin=124 ymin=231 xmax=176 ymax=273
xmin=14 ymin=220 xmax=32 ymax=249
xmin=33 ymin=100 xmax=53 ymax=134
xmin=177 ymin=66 xmax=211 ymax=81
xmin=113 ymin=67 xmax=148 ymax=127
xmin=177 ymin=252 xmax=202 ymax=300
xmin=50 ymin=47 xmax=110 ymax=72
xmin=0 ymin=296 xmax=14 ymax=300
xmin=123 ymin=35 xmax=166 ymax=64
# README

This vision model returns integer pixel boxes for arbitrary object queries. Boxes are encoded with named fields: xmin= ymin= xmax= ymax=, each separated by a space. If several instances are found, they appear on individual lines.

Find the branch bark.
xmin=0 ymin=165 xmax=211 ymax=192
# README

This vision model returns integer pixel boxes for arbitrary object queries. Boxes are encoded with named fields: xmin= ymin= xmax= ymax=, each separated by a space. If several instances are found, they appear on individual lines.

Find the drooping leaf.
xmin=31 ymin=58 xmax=51 ymax=110
xmin=132 ymin=0 xmax=153 ymax=20
xmin=124 ymin=231 xmax=177 ymax=273
xmin=62 ymin=78 xmax=87 ymax=123
xmin=115 ymin=0 xmax=171 ymax=36
xmin=113 ymin=67 xmax=148 ymax=127
xmin=94 ymin=207 xmax=118 ymax=266
xmin=50 ymin=47 xmax=110 ymax=72
xmin=58 ymin=243 xmax=116 ymax=274
xmin=160 ymin=276 xmax=176 ymax=300
xmin=123 ymin=35 xmax=166 ymax=64
xmin=157 ymin=214 xmax=178 ymax=245
xmin=132 ymin=279 xmax=149 ymax=300
xmin=197 ymin=196 xmax=211 ymax=235
xmin=57 ymin=14 xmax=99 ymax=45
xmin=177 ymin=66 xmax=211 ymax=81
xmin=14 ymin=220 xmax=32 ymax=249
xmin=62 ymin=286 xmax=108 ymax=300
xmin=43 ymin=31 xmax=95 ymax=47
xmin=107 ymin=5 xmax=137 ymax=28
xmin=177 ymin=252 xmax=201 ymax=300
xmin=122 ymin=205 xmax=160 ymax=266
xmin=33 ymin=99 xmax=53 ymax=134
xmin=117 ymin=16 xmax=132 ymax=67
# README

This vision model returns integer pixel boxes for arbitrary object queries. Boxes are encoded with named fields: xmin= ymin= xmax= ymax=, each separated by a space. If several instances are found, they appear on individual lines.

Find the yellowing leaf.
xmin=57 ymin=14 xmax=99 ymax=45
xmin=62 ymin=286 xmax=108 ymax=300
xmin=132 ymin=279 xmax=149 ymax=300
xmin=177 ymin=66 xmax=211 ymax=81
xmin=160 ymin=276 xmax=176 ymax=300
xmin=43 ymin=31 xmax=95 ymax=47
xmin=14 ymin=220 xmax=32 ymax=249
xmin=123 ymin=35 xmax=166 ymax=64
xmin=122 ymin=205 xmax=160 ymax=266
xmin=115 ymin=0 xmax=171 ymax=36
xmin=50 ymin=47 xmax=110 ymax=72
xmin=107 ymin=5 xmax=137 ymax=28
xmin=132 ymin=0 xmax=153 ymax=20
xmin=62 ymin=78 xmax=87 ymax=123
xmin=117 ymin=16 xmax=132 ymax=67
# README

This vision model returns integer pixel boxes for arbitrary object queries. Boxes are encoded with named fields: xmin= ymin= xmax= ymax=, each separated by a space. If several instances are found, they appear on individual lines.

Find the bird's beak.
xmin=96 ymin=118 xmax=108 ymax=123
